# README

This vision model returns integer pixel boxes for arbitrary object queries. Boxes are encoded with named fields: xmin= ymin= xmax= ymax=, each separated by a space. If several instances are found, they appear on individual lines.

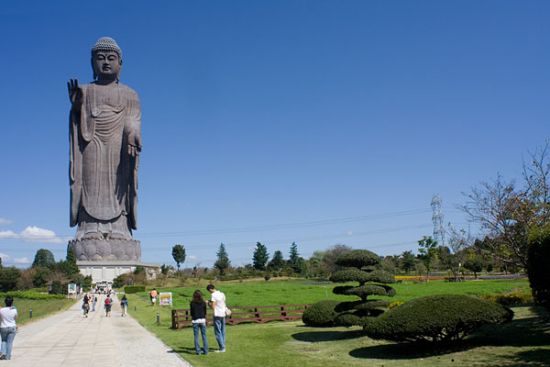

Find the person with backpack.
xmin=82 ymin=293 xmax=90 ymax=317
xmin=104 ymin=295 xmax=112 ymax=317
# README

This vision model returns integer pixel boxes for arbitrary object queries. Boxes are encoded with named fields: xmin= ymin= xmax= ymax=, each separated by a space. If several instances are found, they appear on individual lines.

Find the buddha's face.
xmin=93 ymin=51 xmax=121 ymax=80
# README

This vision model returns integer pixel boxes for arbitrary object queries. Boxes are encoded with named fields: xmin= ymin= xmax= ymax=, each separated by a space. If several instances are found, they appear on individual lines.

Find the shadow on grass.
xmin=349 ymin=342 xmax=476 ymax=360
xmin=510 ymin=349 xmax=550 ymax=367
xmin=168 ymin=347 xmax=209 ymax=355
xmin=349 ymin=306 xmax=550 ymax=363
xmin=291 ymin=327 xmax=364 ymax=343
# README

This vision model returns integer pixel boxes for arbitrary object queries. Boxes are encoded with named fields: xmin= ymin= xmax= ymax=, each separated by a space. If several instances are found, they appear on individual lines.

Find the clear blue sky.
xmin=1 ymin=0 xmax=549 ymax=268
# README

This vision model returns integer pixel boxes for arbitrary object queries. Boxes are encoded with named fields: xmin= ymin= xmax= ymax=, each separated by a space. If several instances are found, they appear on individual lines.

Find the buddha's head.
xmin=91 ymin=37 xmax=123 ymax=82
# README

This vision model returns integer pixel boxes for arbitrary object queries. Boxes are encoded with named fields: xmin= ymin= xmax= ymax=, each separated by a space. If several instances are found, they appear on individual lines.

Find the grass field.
xmin=125 ymin=278 xmax=550 ymax=367
xmin=5 ymin=297 xmax=76 ymax=325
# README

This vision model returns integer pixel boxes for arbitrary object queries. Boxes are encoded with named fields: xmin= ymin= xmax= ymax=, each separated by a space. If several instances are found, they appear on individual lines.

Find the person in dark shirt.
xmin=190 ymin=290 xmax=208 ymax=355
xmin=82 ymin=294 xmax=90 ymax=317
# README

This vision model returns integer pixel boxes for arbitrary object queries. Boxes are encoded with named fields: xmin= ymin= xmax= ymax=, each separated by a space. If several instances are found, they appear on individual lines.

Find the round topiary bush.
xmin=330 ymin=269 xmax=396 ymax=284
xmin=335 ymin=249 xmax=380 ymax=268
xmin=364 ymin=294 xmax=514 ymax=343
xmin=302 ymin=300 xmax=340 ymax=327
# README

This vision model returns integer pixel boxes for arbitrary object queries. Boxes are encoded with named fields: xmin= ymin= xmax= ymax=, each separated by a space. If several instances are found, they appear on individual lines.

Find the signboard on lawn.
xmin=159 ymin=292 xmax=173 ymax=306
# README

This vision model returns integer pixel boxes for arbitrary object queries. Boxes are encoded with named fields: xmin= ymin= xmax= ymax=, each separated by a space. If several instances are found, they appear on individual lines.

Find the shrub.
xmin=0 ymin=267 xmax=21 ymax=292
xmin=0 ymin=290 xmax=65 ymax=300
xmin=327 ymin=249 xmax=395 ymax=328
xmin=335 ymin=249 xmax=379 ymax=268
xmin=124 ymin=285 xmax=146 ymax=294
xmin=49 ymin=280 xmax=65 ymax=295
xmin=527 ymin=226 xmax=550 ymax=307
xmin=365 ymin=294 xmax=513 ymax=343
xmin=482 ymin=290 xmax=533 ymax=306
xmin=302 ymin=300 xmax=340 ymax=327
xmin=388 ymin=300 xmax=404 ymax=309
xmin=330 ymin=269 xmax=395 ymax=284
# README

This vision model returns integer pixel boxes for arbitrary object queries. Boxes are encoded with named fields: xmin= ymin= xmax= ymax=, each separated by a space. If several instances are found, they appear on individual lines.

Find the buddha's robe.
xmin=70 ymin=82 xmax=141 ymax=236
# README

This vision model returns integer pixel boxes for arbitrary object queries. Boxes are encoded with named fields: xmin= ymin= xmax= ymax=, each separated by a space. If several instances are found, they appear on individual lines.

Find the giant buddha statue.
xmin=67 ymin=37 xmax=142 ymax=261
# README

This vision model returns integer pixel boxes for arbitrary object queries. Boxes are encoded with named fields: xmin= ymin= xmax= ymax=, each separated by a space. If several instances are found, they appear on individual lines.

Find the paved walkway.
xmin=5 ymin=295 xmax=192 ymax=367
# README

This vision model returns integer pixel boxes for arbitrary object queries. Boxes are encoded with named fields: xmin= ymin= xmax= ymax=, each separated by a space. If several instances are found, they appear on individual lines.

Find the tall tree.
xmin=289 ymin=242 xmax=307 ymax=274
xmin=417 ymin=236 xmax=438 ymax=280
xmin=461 ymin=145 xmax=550 ymax=270
xmin=32 ymin=249 xmax=56 ymax=268
xmin=253 ymin=242 xmax=269 ymax=271
xmin=289 ymin=242 xmax=300 ymax=266
xmin=0 ymin=267 xmax=21 ymax=292
xmin=400 ymin=250 xmax=416 ymax=274
xmin=268 ymin=250 xmax=285 ymax=270
xmin=214 ymin=243 xmax=230 ymax=276
xmin=172 ymin=244 xmax=186 ymax=271
xmin=58 ymin=246 xmax=80 ymax=277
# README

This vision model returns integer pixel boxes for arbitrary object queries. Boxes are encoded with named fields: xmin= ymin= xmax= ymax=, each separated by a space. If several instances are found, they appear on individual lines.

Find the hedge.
xmin=0 ymin=291 xmax=65 ymax=300
xmin=364 ymin=294 xmax=513 ymax=343
xmin=124 ymin=286 xmax=146 ymax=294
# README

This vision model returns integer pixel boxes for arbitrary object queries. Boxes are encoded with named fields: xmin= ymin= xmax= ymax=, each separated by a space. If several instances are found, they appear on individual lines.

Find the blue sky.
xmin=1 ymin=0 xmax=549 ymax=268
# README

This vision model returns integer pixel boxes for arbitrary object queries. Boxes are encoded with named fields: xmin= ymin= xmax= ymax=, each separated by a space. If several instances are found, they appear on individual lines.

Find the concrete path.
xmin=5 ymin=295 xmax=192 ymax=367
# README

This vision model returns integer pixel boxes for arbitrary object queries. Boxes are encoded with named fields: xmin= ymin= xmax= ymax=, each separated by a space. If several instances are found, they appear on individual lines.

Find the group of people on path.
xmin=81 ymin=291 xmax=128 ymax=318
xmin=0 ymin=296 xmax=17 ymax=360
xmin=190 ymin=284 xmax=227 ymax=355
xmin=0 ymin=284 xmax=227 ymax=361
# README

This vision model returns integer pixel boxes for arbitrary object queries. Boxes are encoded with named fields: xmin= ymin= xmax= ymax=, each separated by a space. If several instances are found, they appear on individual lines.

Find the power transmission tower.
xmin=431 ymin=194 xmax=445 ymax=246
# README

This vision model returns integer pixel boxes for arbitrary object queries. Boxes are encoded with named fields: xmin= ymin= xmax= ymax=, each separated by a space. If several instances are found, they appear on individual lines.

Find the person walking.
xmin=120 ymin=295 xmax=128 ymax=317
xmin=92 ymin=294 xmax=97 ymax=312
xmin=149 ymin=288 xmax=158 ymax=305
xmin=190 ymin=290 xmax=209 ymax=355
xmin=0 ymin=296 xmax=18 ymax=360
xmin=206 ymin=284 xmax=226 ymax=352
xmin=104 ymin=295 xmax=112 ymax=317
xmin=82 ymin=293 xmax=90 ymax=317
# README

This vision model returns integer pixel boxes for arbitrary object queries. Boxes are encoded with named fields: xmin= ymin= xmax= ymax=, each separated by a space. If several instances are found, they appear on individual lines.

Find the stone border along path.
xmin=6 ymin=294 xmax=192 ymax=367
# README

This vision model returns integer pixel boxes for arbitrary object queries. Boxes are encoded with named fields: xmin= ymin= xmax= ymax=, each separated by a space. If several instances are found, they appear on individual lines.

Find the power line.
xmin=133 ymin=208 xmax=433 ymax=238
xmin=140 ymin=222 xmax=436 ymax=249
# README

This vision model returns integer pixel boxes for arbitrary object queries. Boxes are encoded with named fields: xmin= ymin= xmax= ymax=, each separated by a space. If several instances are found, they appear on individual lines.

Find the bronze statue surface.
xmin=68 ymin=37 xmax=142 ymax=261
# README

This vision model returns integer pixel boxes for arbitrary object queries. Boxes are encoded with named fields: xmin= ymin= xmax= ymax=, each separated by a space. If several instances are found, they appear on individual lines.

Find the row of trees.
xmin=0 ymin=247 xmax=91 ymax=293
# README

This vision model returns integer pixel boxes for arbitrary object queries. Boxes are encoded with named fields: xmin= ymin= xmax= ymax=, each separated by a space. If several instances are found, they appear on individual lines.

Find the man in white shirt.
xmin=207 ymin=284 xmax=226 ymax=352
xmin=0 ymin=296 xmax=18 ymax=360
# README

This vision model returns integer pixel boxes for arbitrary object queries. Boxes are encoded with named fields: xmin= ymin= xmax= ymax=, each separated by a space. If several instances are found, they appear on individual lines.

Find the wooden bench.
xmin=172 ymin=303 xmax=309 ymax=329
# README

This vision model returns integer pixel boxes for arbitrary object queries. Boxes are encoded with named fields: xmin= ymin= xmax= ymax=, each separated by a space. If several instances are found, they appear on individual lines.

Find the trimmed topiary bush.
xmin=364 ymin=294 xmax=514 ymax=343
xmin=329 ymin=249 xmax=396 ymax=328
xmin=302 ymin=300 xmax=340 ymax=327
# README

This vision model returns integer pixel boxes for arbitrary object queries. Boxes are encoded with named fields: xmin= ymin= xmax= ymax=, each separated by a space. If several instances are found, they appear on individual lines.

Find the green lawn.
xmin=8 ymin=297 xmax=76 ymax=325
xmin=125 ymin=278 xmax=550 ymax=367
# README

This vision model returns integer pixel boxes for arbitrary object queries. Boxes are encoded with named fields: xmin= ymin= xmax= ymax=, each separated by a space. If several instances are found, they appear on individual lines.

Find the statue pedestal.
xmin=77 ymin=260 xmax=159 ymax=284
xmin=69 ymin=238 xmax=158 ymax=284
xmin=69 ymin=238 xmax=141 ymax=261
